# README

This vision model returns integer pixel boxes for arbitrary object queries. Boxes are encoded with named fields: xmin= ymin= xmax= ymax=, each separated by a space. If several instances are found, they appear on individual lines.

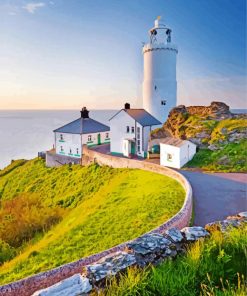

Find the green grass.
xmin=186 ymin=140 xmax=247 ymax=172
xmin=0 ymin=159 xmax=185 ymax=284
xmin=94 ymin=225 xmax=247 ymax=296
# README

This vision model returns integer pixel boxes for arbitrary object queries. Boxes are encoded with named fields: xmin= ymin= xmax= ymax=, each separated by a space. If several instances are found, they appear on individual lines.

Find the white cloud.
xmin=23 ymin=2 xmax=46 ymax=14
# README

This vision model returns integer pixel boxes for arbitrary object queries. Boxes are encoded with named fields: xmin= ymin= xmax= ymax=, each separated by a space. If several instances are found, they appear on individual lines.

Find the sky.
xmin=0 ymin=0 xmax=246 ymax=110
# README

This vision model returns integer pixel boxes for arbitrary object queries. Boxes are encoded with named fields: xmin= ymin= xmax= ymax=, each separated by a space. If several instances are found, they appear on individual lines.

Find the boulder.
xmin=82 ymin=251 xmax=136 ymax=282
xmin=181 ymin=227 xmax=210 ymax=241
xmin=238 ymin=212 xmax=247 ymax=218
xmin=164 ymin=228 xmax=184 ymax=243
xmin=205 ymin=219 xmax=242 ymax=233
xmin=32 ymin=274 xmax=92 ymax=296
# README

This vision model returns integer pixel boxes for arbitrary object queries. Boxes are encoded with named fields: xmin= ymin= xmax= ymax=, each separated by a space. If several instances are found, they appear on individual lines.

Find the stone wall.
xmin=46 ymin=150 xmax=81 ymax=167
xmin=0 ymin=147 xmax=192 ymax=296
xmin=33 ymin=212 xmax=247 ymax=296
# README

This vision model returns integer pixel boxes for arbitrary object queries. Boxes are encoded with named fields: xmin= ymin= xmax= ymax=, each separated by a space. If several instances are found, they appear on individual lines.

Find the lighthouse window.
xmin=126 ymin=126 xmax=130 ymax=133
xmin=131 ymin=127 xmax=135 ymax=133
xmin=161 ymin=100 xmax=167 ymax=106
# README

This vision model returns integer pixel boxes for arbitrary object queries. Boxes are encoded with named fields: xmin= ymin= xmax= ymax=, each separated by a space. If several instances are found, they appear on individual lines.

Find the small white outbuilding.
xmin=160 ymin=137 xmax=197 ymax=169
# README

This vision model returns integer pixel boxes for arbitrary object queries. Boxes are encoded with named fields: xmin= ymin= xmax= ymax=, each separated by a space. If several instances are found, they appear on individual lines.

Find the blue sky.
xmin=0 ymin=0 xmax=246 ymax=109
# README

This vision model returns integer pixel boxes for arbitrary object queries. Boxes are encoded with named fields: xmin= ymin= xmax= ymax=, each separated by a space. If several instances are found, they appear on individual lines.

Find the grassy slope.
xmin=183 ymin=118 xmax=247 ymax=172
xmin=0 ymin=159 xmax=185 ymax=284
xmin=187 ymin=140 xmax=247 ymax=172
xmin=95 ymin=225 xmax=247 ymax=296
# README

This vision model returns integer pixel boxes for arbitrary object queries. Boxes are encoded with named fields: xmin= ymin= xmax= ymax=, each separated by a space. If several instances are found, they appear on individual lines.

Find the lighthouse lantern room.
xmin=142 ymin=16 xmax=178 ymax=123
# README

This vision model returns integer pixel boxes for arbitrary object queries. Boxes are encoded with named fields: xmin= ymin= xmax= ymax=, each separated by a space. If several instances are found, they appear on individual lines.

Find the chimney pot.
xmin=80 ymin=107 xmax=89 ymax=118
xmin=124 ymin=103 xmax=130 ymax=109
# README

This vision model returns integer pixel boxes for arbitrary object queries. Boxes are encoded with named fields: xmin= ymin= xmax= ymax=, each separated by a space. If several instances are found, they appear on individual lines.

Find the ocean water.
xmin=0 ymin=110 xmax=116 ymax=170
xmin=0 ymin=108 xmax=246 ymax=170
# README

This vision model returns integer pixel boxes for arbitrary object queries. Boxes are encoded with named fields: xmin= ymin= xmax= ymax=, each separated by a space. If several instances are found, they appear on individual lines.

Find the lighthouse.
xmin=142 ymin=17 xmax=178 ymax=123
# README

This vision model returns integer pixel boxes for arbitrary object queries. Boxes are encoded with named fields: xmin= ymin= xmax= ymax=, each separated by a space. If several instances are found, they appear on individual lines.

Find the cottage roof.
xmin=110 ymin=109 xmax=161 ymax=127
xmin=159 ymin=137 xmax=193 ymax=147
xmin=54 ymin=117 xmax=110 ymax=134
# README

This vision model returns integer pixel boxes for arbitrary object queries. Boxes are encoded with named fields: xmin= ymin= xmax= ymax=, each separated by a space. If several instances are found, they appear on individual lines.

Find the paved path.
xmin=180 ymin=171 xmax=247 ymax=226
xmin=89 ymin=144 xmax=247 ymax=227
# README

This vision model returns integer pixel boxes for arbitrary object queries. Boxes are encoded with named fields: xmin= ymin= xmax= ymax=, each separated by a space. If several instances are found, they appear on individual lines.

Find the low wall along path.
xmin=0 ymin=146 xmax=193 ymax=296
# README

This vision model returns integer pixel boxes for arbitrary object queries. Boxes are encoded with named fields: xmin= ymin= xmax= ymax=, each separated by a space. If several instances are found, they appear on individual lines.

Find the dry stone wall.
xmin=33 ymin=212 xmax=247 ymax=296
xmin=0 ymin=147 xmax=192 ymax=296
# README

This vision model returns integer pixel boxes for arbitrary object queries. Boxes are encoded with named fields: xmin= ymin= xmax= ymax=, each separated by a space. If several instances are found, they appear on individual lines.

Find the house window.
xmin=76 ymin=148 xmax=79 ymax=155
xmin=161 ymin=100 xmax=166 ymax=106
xmin=106 ymin=132 xmax=109 ymax=138
xmin=60 ymin=146 xmax=63 ymax=152
xmin=131 ymin=127 xmax=135 ymax=133
xmin=60 ymin=134 xmax=63 ymax=140
xmin=88 ymin=135 xmax=92 ymax=141
xmin=69 ymin=148 xmax=72 ymax=154
xmin=137 ymin=127 xmax=141 ymax=152
xmin=167 ymin=153 xmax=173 ymax=161
xmin=126 ymin=126 xmax=130 ymax=133
xmin=137 ymin=140 xmax=141 ymax=152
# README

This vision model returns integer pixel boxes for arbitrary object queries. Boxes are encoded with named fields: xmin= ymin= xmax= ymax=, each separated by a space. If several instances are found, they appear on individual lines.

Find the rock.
xmin=82 ymin=251 xmax=136 ymax=282
xmin=238 ymin=212 xmax=247 ymax=218
xmin=127 ymin=233 xmax=173 ymax=255
xmin=32 ymin=274 xmax=92 ymax=296
xmin=127 ymin=233 xmax=176 ymax=266
xmin=217 ymin=155 xmax=230 ymax=165
xmin=205 ymin=219 xmax=242 ymax=233
xmin=181 ymin=227 xmax=210 ymax=241
xmin=164 ymin=228 xmax=184 ymax=243
xmin=208 ymin=144 xmax=219 ymax=151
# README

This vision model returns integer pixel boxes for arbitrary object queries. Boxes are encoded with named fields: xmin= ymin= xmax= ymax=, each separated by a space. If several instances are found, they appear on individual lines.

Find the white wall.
xmin=110 ymin=110 xmax=154 ymax=158
xmin=160 ymin=141 xmax=197 ymax=169
xmin=143 ymin=43 xmax=177 ymax=124
xmin=55 ymin=131 xmax=110 ymax=158
xmin=55 ymin=133 xmax=82 ymax=158
xmin=160 ymin=144 xmax=180 ymax=168
xmin=179 ymin=142 xmax=197 ymax=168
xmin=81 ymin=131 xmax=110 ymax=147
xmin=110 ymin=111 xmax=136 ymax=155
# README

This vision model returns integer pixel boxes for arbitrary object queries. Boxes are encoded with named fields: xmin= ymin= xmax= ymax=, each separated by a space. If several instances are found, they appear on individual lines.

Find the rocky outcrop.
xmin=187 ymin=101 xmax=232 ymax=119
xmin=32 ymin=212 xmax=247 ymax=296
xmin=151 ymin=101 xmax=247 ymax=149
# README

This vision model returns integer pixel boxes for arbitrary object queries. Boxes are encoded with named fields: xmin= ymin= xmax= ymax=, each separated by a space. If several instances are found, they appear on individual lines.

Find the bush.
xmin=0 ymin=193 xmax=66 ymax=248
xmin=0 ymin=240 xmax=16 ymax=265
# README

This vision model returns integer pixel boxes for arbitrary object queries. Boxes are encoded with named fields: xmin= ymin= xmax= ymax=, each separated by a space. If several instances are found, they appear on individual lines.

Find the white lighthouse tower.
xmin=142 ymin=17 xmax=178 ymax=123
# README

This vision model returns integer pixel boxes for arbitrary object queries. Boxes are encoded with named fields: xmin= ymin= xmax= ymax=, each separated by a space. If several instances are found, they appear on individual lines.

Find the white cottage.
xmin=109 ymin=103 xmax=161 ymax=158
xmin=53 ymin=107 xmax=110 ymax=160
xmin=160 ymin=137 xmax=197 ymax=169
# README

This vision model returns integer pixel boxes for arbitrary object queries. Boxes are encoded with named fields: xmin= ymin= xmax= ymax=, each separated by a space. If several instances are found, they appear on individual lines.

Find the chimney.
xmin=80 ymin=107 xmax=89 ymax=118
xmin=124 ymin=103 xmax=130 ymax=109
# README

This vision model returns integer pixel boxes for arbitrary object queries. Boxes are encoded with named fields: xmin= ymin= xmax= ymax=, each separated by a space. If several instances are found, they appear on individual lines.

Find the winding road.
xmin=180 ymin=171 xmax=247 ymax=226
xmin=91 ymin=144 xmax=247 ymax=227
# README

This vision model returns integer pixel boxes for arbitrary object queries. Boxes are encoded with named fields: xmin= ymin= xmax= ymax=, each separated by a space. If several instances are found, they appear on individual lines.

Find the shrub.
xmin=0 ymin=240 xmax=16 ymax=265
xmin=0 ymin=193 xmax=66 ymax=248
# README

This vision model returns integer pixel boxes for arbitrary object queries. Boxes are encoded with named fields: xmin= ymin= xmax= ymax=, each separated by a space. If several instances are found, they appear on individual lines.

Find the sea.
xmin=0 ymin=109 xmax=246 ymax=170
xmin=0 ymin=110 xmax=116 ymax=170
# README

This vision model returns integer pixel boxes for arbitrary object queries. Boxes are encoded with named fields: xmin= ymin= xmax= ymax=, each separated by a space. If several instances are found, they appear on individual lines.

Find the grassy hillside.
xmin=94 ymin=225 xmax=247 ymax=296
xmin=187 ymin=140 xmax=247 ymax=172
xmin=153 ymin=115 xmax=247 ymax=172
xmin=0 ymin=159 xmax=185 ymax=284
